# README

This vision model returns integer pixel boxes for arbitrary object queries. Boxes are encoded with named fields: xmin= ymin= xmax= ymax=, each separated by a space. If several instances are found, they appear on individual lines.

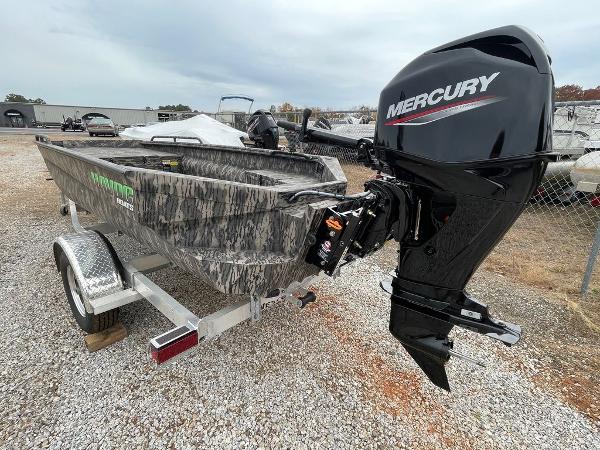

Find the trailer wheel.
xmin=59 ymin=252 xmax=119 ymax=333
xmin=89 ymin=132 xmax=95 ymax=137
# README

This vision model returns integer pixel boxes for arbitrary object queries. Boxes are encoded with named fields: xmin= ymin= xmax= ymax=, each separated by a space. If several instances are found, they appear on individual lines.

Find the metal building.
xmin=0 ymin=102 xmax=197 ymax=128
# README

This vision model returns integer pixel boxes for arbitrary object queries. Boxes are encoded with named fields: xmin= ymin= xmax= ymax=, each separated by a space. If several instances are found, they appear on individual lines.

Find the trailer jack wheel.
xmin=296 ymin=291 xmax=317 ymax=309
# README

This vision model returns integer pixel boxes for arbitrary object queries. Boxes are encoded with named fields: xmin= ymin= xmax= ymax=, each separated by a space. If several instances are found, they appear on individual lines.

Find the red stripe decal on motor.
xmin=384 ymin=95 xmax=496 ymax=126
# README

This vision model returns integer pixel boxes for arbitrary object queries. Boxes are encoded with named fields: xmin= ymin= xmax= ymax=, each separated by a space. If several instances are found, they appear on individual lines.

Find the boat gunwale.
xmin=36 ymin=140 xmax=347 ymax=196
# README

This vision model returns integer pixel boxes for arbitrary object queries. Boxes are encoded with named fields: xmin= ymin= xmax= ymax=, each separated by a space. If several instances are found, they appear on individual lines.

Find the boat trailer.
xmin=54 ymin=198 xmax=319 ymax=364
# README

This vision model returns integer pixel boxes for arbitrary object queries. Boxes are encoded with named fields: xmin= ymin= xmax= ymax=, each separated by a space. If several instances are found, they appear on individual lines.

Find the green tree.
xmin=157 ymin=104 xmax=192 ymax=112
xmin=5 ymin=93 xmax=46 ymax=104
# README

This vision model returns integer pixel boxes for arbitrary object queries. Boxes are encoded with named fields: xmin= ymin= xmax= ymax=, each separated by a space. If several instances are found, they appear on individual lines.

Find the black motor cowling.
xmin=374 ymin=25 xmax=553 ymax=390
xmin=247 ymin=110 xmax=279 ymax=149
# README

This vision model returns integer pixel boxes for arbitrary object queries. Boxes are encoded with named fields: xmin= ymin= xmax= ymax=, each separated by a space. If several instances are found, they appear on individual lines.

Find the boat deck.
xmin=72 ymin=146 xmax=182 ymax=172
xmin=64 ymin=142 xmax=331 ymax=187
xmin=75 ymin=147 xmax=179 ymax=159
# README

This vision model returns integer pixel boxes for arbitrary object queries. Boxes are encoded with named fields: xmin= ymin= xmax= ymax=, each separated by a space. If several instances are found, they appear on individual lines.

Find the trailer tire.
xmin=59 ymin=252 xmax=119 ymax=333
xmin=89 ymin=132 xmax=95 ymax=137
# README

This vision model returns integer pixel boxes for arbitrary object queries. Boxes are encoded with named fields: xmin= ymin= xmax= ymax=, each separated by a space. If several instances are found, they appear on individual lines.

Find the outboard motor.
xmin=375 ymin=25 xmax=553 ymax=390
xmin=278 ymin=25 xmax=553 ymax=390
xmin=247 ymin=110 xmax=279 ymax=150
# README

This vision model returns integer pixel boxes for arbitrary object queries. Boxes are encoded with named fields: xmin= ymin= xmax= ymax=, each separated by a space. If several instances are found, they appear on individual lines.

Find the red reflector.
xmin=591 ymin=196 xmax=600 ymax=207
xmin=150 ymin=328 xmax=198 ymax=364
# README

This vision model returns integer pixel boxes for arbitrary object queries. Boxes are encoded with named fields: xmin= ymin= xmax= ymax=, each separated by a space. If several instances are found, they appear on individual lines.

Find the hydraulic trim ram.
xmin=280 ymin=25 xmax=553 ymax=390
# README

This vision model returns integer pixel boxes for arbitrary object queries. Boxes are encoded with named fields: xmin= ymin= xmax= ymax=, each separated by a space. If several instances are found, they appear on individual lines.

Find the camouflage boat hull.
xmin=36 ymin=138 xmax=347 ymax=295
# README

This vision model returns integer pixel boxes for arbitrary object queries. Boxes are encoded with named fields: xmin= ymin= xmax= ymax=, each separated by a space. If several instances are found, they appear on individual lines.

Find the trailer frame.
xmin=54 ymin=198 xmax=318 ymax=363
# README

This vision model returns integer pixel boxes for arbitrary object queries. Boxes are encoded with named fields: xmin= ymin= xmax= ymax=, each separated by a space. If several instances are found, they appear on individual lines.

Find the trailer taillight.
xmin=149 ymin=325 xmax=198 ymax=364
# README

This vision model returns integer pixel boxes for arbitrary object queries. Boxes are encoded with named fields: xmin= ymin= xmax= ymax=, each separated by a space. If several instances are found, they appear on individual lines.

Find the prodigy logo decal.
xmin=385 ymin=72 xmax=504 ymax=126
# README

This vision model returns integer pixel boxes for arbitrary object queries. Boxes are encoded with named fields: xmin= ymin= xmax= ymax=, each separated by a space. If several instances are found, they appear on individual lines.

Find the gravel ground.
xmin=0 ymin=135 xmax=598 ymax=449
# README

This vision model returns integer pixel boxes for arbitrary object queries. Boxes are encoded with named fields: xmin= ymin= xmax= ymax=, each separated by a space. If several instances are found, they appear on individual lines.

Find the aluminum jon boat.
xmin=36 ymin=137 xmax=347 ymax=296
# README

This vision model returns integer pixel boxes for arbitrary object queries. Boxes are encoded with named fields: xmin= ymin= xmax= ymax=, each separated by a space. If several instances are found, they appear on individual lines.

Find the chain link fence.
xmin=531 ymin=101 xmax=600 ymax=231
xmin=528 ymin=101 xmax=600 ymax=293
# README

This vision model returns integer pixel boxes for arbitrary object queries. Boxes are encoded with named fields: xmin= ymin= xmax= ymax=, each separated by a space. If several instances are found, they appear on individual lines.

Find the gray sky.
xmin=1 ymin=0 xmax=598 ymax=111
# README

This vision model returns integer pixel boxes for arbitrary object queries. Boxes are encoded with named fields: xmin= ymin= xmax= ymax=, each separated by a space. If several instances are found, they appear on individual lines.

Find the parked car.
xmin=87 ymin=118 xmax=119 ymax=137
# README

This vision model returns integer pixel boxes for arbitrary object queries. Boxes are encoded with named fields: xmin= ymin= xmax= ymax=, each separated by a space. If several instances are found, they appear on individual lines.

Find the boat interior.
xmin=52 ymin=140 xmax=342 ymax=188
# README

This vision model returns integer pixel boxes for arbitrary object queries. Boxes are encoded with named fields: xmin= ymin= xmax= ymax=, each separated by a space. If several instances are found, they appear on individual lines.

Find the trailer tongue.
xmin=280 ymin=25 xmax=553 ymax=390
xmin=42 ymin=25 xmax=553 ymax=391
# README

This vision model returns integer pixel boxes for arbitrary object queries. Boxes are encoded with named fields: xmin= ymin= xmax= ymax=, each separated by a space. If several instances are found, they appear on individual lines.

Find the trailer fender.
xmin=53 ymin=231 xmax=123 ymax=313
